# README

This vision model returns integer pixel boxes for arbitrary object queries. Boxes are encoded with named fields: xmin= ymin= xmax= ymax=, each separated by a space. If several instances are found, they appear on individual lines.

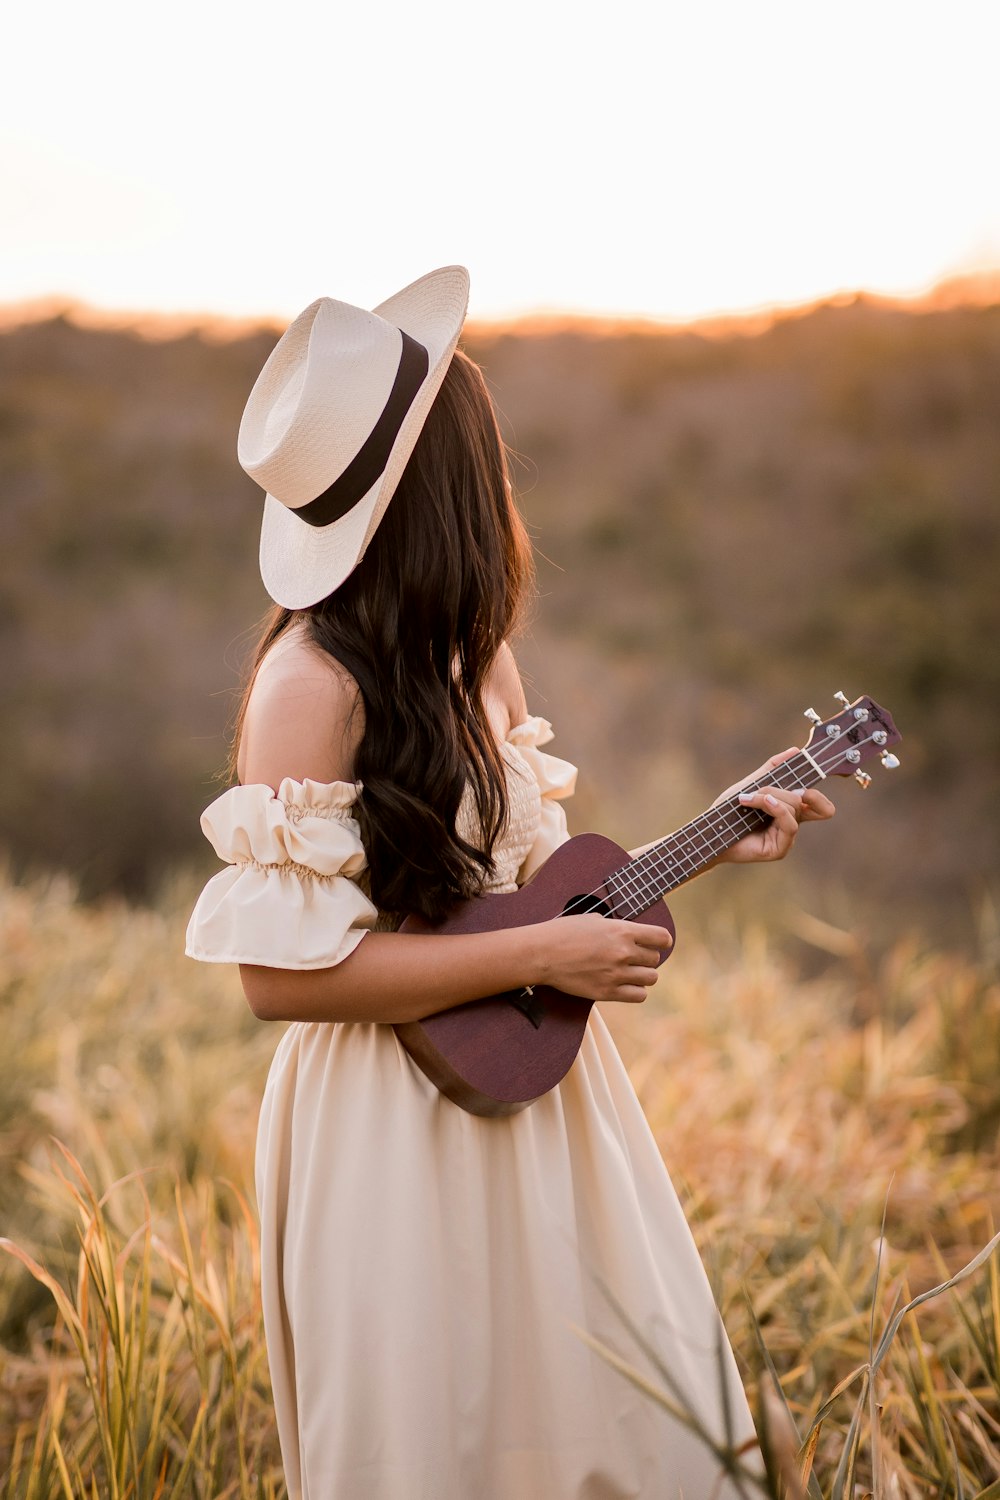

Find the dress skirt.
xmin=254 ymin=1010 xmax=759 ymax=1500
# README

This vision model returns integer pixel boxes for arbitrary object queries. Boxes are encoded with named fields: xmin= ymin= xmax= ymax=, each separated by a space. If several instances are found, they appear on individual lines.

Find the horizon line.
xmin=1 ymin=269 xmax=998 ymax=344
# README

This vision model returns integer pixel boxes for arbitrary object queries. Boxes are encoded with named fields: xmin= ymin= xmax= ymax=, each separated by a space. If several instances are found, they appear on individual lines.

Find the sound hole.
xmin=561 ymin=892 xmax=613 ymax=919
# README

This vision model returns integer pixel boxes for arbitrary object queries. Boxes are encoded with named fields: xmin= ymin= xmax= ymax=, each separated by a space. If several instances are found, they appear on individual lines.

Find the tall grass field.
xmin=2 ymin=868 xmax=1000 ymax=1497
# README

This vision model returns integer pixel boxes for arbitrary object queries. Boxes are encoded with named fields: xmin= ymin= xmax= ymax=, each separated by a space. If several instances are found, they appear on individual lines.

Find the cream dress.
xmin=186 ymin=719 xmax=759 ymax=1500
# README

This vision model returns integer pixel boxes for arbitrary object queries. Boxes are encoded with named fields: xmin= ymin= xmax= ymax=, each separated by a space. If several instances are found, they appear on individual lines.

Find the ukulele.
xmin=393 ymin=693 xmax=901 ymax=1117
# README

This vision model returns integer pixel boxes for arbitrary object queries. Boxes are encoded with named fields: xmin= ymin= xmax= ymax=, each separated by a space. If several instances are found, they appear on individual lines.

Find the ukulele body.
xmin=393 ymin=691 xmax=901 ymax=1117
xmin=393 ymin=833 xmax=674 ymax=1117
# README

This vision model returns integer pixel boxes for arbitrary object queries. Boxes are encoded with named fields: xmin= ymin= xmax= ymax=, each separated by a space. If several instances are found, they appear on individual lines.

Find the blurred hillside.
xmin=0 ymin=296 xmax=997 ymax=942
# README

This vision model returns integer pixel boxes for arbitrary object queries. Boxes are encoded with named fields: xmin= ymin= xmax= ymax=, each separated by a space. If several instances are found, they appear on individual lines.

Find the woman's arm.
xmin=240 ymin=929 xmax=544 ymax=1024
xmin=240 ymin=911 xmax=669 ymax=1024
xmin=235 ymin=636 xmax=670 ymax=1024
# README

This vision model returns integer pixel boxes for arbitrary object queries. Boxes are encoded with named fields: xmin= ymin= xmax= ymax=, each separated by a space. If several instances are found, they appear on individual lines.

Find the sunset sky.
xmin=4 ymin=0 xmax=999 ymax=326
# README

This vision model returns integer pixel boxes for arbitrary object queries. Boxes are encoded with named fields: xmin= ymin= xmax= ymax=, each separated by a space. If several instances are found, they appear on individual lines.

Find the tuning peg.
xmin=854 ymin=770 xmax=872 ymax=789
xmin=804 ymin=707 xmax=822 ymax=724
xmin=880 ymin=751 xmax=900 ymax=770
xmin=834 ymin=691 xmax=852 ymax=708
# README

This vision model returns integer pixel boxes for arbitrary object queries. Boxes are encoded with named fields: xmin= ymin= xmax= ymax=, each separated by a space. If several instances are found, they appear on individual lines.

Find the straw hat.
xmin=238 ymin=265 xmax=471 ymax=609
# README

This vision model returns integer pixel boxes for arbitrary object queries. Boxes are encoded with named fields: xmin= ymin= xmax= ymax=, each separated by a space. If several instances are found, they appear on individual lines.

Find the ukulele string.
xmin=612 ymin=750 xmax=821 ymax=912
xmin=609 ymin=760 xmax=811 ymax=918
xmin=567 ymin=759 xmax=809 ymax=919
xmin=607 ymin=729 xmax=885 ymax=919
xmin=560 ymin=768 xmax=809 ymax=918
xmin=555 ymin=729 xmax=875 ymax=923
xmin=608 ymin=729 xmax=886 ymax=918
xmin=554 ymin=763 xmax=806 ymax=921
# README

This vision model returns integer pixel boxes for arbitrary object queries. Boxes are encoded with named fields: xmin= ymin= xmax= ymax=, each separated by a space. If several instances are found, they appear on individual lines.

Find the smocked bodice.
xmin=456 ymin=739 xmax=543 ymax=896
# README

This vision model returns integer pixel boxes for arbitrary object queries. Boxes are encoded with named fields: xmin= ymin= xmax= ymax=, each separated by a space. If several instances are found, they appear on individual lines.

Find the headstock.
xmin=801 ymin=692 xmax=902 ymax=787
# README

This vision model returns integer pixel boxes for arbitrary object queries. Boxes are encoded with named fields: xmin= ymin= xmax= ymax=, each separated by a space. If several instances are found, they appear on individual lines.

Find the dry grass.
xmin=608 ymin=909 xmax=1000 ymax=1496
xmin=0 ymin=869 xmax=280 ymax=1497
xmin=2 ymin=868 xmax=999 ymax=1496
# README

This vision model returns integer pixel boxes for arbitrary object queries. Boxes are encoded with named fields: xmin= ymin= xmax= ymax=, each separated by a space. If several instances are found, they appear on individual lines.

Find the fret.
xmin=607 ymin=751 xmax=818 ymax=918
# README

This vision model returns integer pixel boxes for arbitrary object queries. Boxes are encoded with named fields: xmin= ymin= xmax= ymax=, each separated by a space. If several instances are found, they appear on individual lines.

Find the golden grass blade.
xmin=954 ymin=1386 xmax=1000 ymax=1467
xmin=47 ymin=1428 xmax=76 ymax=1500
xmin=19 ymin=1405 xmax=49 ymax=1500
xmin=797 ymin=1421 xmax=822 ymax=1489
xmin=802 ymin=1363 xmax=869 ymax=1434
xmin=871 ymin=1232 xmax=1000 ymax=1376
xmin=4 ymin=1423 xmax=27 ymax=1497
xmin=830 ymin=1381 xmax=867 ymax=1500
xmin=868 ymin=1183 xmax=894 ymax=1363
xmin=935 ymin=1227 xmax=1000 ymax=1412
xmin=945 ymin=1420 xmax=967 ymax=1500
xmin=160 ymin=1396 xmax=209 ymax=1497
xmin=0 ymin=1240 xmax=86 ymax=1343
xmin=44 ymin=1138 xmax=101 ymax=1221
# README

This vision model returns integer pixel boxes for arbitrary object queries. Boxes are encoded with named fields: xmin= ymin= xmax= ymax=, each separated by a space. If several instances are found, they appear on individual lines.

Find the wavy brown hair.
xmin=228 ymin=349 xmax=535 ymax=924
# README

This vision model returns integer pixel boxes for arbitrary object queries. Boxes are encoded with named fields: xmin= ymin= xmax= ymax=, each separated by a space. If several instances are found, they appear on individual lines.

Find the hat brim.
xmin=259 ymin=265 xmax=470 ymax=610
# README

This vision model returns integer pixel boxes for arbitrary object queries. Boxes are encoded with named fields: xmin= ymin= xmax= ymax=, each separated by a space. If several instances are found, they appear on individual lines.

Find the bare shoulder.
xmin=239 ymin=624 xmax=363 ymax=789
xmin=488 ymin=640 xmax=528 ymax=733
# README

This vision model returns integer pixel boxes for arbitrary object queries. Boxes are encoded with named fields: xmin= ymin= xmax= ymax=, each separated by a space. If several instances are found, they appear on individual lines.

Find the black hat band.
xmin=289 ymin=328 xmax=430 ymax=528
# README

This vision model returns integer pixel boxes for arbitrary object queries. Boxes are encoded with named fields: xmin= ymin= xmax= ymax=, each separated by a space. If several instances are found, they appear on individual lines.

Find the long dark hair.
xmin=229 ymin=349 xmax=536 ymax=924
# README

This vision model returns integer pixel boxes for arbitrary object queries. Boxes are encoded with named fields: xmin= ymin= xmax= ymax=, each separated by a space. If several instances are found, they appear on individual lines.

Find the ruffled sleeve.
xmin=184 ymin=776 xmax=378 ymax=970
xmin=507 ymin=717 xmax=578 ymax=885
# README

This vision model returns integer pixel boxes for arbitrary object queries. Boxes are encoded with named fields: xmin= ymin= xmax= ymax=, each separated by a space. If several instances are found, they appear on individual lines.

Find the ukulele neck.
xmin=605 ymin=750 xmax=824 ymax=918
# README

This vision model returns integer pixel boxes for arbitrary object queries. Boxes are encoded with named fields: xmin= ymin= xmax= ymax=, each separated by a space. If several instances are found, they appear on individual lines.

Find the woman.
xmin=186 ymin=266 xmax=833 ymax=1499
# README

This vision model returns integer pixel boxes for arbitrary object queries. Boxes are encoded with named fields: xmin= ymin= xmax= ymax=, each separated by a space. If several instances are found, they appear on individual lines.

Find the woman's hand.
xmin=711 ymin=746 xmax=836 ymax=865
xmin=537 ymin=913 xmax=672 ymax=1005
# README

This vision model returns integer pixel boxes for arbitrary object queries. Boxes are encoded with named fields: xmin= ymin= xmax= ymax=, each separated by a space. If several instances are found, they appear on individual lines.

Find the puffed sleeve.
xmin=508 ymin=717 xmax=578 ymax=885
xmin=184 ymin=776 xmax=378 ymax=969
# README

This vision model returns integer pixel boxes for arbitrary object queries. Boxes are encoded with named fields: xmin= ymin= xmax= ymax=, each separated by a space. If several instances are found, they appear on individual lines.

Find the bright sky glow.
xmin=4 ymin=0 xmax=1000 ymax=325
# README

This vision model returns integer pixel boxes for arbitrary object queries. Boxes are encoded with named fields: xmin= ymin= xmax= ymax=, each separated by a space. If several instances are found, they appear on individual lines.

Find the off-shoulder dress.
xmin=186 ymin=719 xmax=758 ymax=1500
